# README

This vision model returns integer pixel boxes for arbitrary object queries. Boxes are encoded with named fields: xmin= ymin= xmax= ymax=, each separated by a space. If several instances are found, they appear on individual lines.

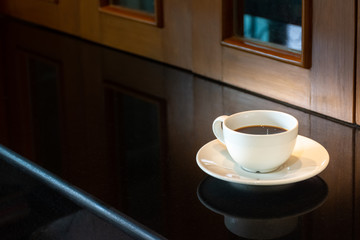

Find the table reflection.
xmin=197 ymin=176 xmax=328 ymax=239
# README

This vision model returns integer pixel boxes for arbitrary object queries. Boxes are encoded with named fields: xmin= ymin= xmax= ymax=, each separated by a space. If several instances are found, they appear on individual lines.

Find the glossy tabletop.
xmin=0 ymin=17 xmax=359 ymax=239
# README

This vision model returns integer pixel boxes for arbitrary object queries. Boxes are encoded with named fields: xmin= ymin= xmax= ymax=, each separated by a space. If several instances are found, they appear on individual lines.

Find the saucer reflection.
xmin=197 ymin=176 xmax=328 ymax=239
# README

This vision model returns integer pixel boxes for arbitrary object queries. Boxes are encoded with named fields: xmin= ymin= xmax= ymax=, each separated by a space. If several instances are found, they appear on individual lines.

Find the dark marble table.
xmin=0 ymin=17 xmax=359 ymax=239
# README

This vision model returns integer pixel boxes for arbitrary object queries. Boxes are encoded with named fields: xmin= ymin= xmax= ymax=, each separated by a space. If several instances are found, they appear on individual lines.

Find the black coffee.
xmin=235 ymin=125 xmax=287 ymax=135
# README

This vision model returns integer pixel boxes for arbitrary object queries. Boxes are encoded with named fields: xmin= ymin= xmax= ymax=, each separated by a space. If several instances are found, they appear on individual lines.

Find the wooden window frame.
xmin=99 ymin=0 xmax=163 ymax=27
xmin=222 ymin=0 xmax=312 ymax=68
xmin=38 ymin=0 xmax=58 ymax=3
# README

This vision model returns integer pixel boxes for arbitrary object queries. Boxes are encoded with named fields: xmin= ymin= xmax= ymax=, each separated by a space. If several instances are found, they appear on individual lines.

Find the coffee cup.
xmin=212 ymin=110 xmax=298 ymax=173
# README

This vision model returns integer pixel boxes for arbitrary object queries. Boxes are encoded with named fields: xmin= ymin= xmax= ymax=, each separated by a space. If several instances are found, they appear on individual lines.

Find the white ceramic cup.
xmin=212 ymin=110 xmax=298 ymax=173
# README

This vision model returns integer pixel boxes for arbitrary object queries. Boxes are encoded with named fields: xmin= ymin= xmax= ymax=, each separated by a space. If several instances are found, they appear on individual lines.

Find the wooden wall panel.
xmin=223 ymin=48 xmax=311 ymax=109
xmin=0 ymin=1 xmax=15 ymax=14
xmin=59 ymin=0 xmax=80 ymax=34
xmin=162 ymin=0 xmax=192 ymax=70
xmin=222 ymin=87 xmax=311 ymax=137
xmin=6 ymin=1 xmax=58 ymax=26
xmin=83 ymin=0 xmax=193 ymax=70
xmin=81 ymin=0 xmax=192 ymax=69
xmin=3 ymin=0 xmax=79 ymax=35
xmin=222 ymin=0 xmax=355 ymax=123
xmin=356 ymin=0 xmax=360 ymax=124
xmin=192 ymin=0 xmax=222 ymax=80
xmin=310 ymin=0 xmax=355 ymax=122
xmin=79 ymin=0 xmax=101 ymax=42
xmin=100 ymin=13 xmax=163 ymax=61
xmin=0 ymin=0 xmax=358 ymax=123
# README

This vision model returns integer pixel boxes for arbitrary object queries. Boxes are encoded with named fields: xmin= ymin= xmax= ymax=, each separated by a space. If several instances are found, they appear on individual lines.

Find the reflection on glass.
xmin=28 ymin=57 xmax=62 ymax=174
xmin=105 ymin=87 xmax=166 ymax=230
xmin=235 ymin=0 xmax=302 ymax=51
xmin=110 ymin=0 xmax=155 ymax=14
xmin=198 ymin=176 xmax=328 ymax=239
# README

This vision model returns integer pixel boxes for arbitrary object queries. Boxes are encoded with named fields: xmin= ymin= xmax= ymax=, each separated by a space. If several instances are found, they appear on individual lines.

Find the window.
xmin=99 ymin=0 xmax=163 ymax=27
xmin=222 ymin=0 xmax=311 ymax=67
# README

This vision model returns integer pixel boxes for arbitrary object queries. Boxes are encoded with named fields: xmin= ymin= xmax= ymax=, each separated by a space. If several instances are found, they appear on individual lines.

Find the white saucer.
xmin=196 ymin=135 xmax=329 ymax=186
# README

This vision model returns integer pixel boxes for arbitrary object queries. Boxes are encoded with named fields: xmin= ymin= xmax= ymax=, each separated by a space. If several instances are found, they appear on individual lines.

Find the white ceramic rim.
xmin=223 ymin=110 xmax=298 ymax=137
xmin=196 ymin=135 xmax=329 ymax=186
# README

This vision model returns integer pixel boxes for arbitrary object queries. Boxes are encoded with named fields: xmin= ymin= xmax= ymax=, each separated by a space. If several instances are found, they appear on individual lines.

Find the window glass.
xmin=110 ymin=0 xmax=155 ymax=14
xmin=235 ymin=0 xmax=302 ymax=52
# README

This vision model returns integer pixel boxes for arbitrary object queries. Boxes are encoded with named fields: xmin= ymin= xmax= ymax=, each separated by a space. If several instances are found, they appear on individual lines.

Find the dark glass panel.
xmin=28 ymin=57 xmax=62 ymax=174
xmin=105 ymin=87 xmax=166 ymax=232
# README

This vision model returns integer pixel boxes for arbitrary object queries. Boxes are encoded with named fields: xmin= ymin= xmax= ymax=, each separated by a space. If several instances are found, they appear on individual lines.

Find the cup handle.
xmin=212 ymin=115 xmax=228 ymax=144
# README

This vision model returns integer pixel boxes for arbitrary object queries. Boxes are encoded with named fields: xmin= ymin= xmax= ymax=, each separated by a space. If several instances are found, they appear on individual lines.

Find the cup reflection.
xmin=197 ymin=176 xmax=328 ymax=239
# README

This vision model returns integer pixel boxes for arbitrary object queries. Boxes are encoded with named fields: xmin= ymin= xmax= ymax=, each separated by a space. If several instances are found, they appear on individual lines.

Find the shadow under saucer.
xmin=197 ymin=176 xmax=328 ymax=239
